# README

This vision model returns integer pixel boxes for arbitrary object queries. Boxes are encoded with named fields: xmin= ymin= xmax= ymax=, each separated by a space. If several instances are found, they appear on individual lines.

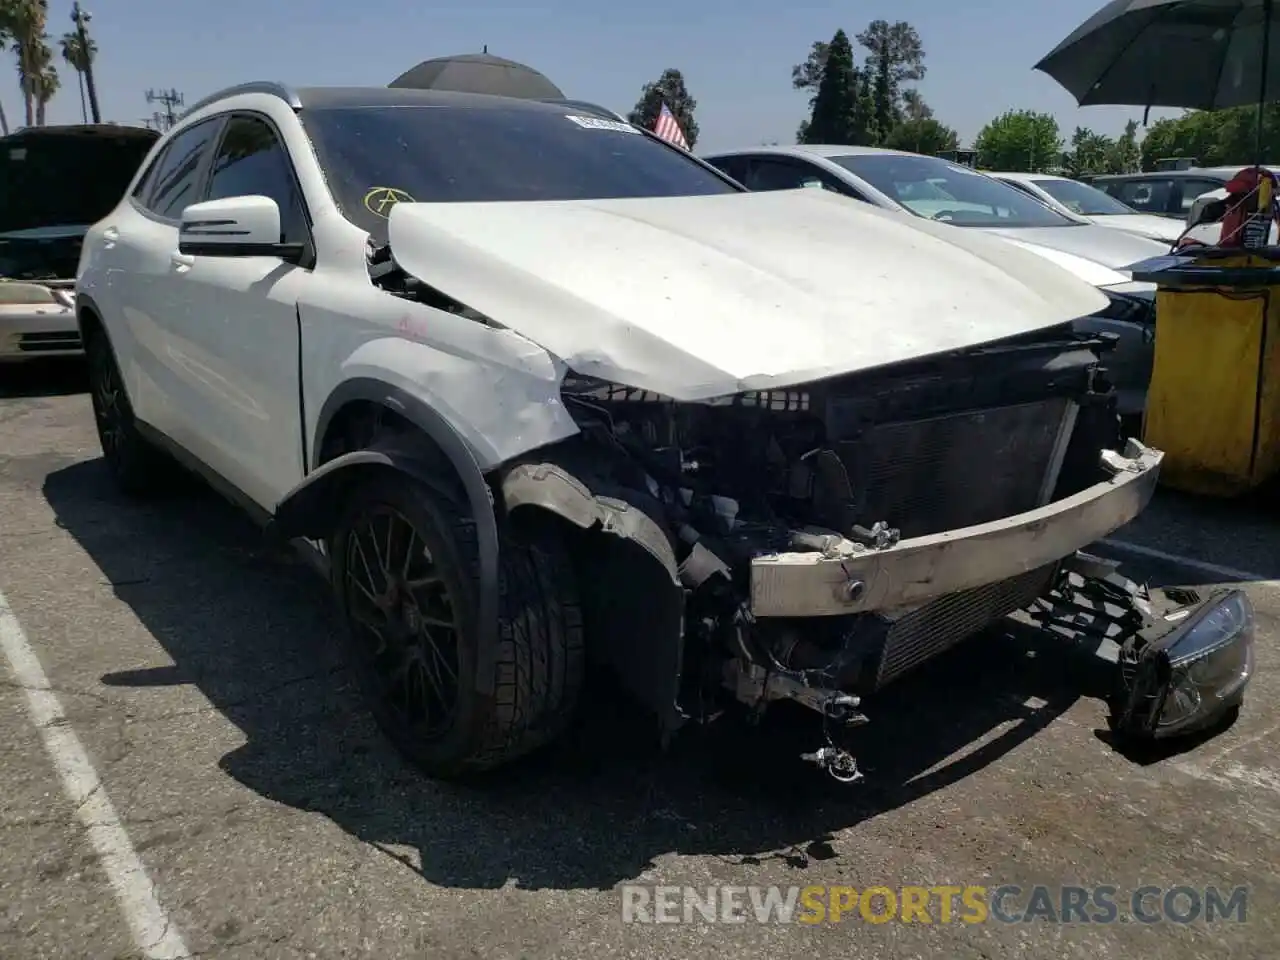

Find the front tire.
xmin=331 ymin=472 xmax=585 ymax=779
xmin=83 ymin=325 xmax=176 ymax=497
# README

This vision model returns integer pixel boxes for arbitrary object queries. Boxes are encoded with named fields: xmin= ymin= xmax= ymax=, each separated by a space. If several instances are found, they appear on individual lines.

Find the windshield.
xmin=1031 ymin=177 xmax=1136 ymax=216
xmin=829 ymin=154 xmax=1077 ymax=227
xmin=301 ymin=104 xmax=739 ymax=236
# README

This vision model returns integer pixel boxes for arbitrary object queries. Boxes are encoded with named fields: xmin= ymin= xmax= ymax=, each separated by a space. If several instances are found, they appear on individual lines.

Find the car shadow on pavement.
xmin=0 ymin=358 xmax=88 ymax=399
xmin=46 ymin=457 xmax=1121 ymax=892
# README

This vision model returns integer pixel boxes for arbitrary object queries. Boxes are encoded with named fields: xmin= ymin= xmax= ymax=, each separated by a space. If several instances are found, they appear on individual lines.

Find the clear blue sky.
xmin=23 ymin=0 xmax=1182 ymax=149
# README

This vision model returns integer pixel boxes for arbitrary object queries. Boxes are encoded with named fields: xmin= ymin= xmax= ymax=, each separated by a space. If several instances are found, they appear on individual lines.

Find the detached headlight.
xmin=1154 ymin=590 xmax=1254 ymax=736
xmin=1113 ymin=589 xmax=1255 ymax=740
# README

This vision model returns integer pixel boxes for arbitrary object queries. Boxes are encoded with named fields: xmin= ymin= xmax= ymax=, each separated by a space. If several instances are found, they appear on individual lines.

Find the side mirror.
xmin=178 ymin=195 xmax=305 ymax=263
xmin=1186 ymin=193 xmax=1228 ymax=230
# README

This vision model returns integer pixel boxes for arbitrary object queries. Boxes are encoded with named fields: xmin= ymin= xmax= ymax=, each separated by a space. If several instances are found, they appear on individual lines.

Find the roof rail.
xmin=179 ymin=81 xmax=303 ymax=121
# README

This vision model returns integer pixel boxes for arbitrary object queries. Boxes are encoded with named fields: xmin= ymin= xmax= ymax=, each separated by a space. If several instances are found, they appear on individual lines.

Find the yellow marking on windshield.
xmin=363 ymin=186 xmax=416 ymax=217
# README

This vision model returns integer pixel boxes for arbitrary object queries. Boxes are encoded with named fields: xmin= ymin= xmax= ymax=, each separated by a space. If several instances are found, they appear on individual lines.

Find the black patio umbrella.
xmin=1035 ymin=1 xmax=1280 ymax=226
xmin=389 ymin=52 xmax=565 ymax=100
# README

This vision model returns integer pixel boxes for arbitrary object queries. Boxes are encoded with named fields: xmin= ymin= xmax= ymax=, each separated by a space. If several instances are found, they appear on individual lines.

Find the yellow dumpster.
xmin=1132 ymin=253 xmax=1280 ymax=497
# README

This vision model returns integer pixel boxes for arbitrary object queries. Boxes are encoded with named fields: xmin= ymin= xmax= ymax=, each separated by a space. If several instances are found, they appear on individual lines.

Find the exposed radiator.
xmin=836 ymin=397 xmax=1074 ymax=539
xmin=870 ymin=563 xmax=1059 ymax=691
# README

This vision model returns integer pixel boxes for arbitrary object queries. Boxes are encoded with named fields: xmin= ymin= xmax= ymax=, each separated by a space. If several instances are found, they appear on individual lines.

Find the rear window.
xmin=301 ymin=104 xmax=739 ymax=236
xmin=0 ymin=130 xmax=157 ymax=233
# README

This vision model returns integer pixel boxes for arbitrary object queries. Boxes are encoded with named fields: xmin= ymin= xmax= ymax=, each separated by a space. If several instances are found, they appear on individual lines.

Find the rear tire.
xmin=83 ymin=324 xmax=178 ymax=497
xmin=331 ymin=471 xmax=585 ymax=779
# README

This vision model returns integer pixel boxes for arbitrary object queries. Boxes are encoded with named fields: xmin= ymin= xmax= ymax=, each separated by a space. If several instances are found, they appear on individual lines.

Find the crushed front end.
xmin=496 ymin=324 xmax=1247 ymax=780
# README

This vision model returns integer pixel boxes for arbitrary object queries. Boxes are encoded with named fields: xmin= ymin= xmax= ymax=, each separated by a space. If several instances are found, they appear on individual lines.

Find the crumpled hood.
xmin=387 ymin=188 xmax=1109 ymax=400
xmin=982 ymin=222 xmax=1170 ymax=279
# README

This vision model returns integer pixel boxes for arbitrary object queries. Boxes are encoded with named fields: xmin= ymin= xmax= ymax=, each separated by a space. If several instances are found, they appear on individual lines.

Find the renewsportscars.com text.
xmin=620 ymin=884 xmax=1249 ymax=925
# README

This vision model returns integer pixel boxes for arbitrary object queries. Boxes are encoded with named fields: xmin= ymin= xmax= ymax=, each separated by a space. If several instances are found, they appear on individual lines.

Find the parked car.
xmin=1181 ymin=183 xmax=1280 ymax=247
xmin=0 ymin=123 xmax=158 ymax=362
xmin=1089 ymin=167 xmax=1245 ymax=220
xmin=75 ymin=83 xmax=1252 ymax=783
xmin=700 ymin=145 xmax=1169 ymax=417
xmin=987 ymin=171 xmax=1184 ymax=243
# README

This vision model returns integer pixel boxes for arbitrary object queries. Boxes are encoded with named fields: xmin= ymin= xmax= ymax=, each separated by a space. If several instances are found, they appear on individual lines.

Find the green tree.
xmin=1137 ymin=109 xmax=1245 ymax=169
xmin=855 ymin=20 xmax=925 ymax=140
xmin=881 ymin=117 xmax=958 ymax=155
xmin=29 ymin=31 xmax=52 ymax=125
xmin=801 ymin=29 xmax=874 ymax=145
xmin=1107 ymin=119 xmax=1141 ymax=173
xmin=2 ymin=0 xmax=50 ymax=128
xmin=790 ymin=39 xmax=830 ymax=97
xmin=0 ymin=1 xmax=12 ymax=133
xmin=627 ymin=68 xmax=699 ymax=148
xmin=793 ymin=24 xmax=929 ymax=148
xmin=974 ymin=109 xmax=1062 ymax=172
xmin=59 ymin=28 xmax=94 ymax=123
xmin=1065 ymin=126 xmax=1115 ymax=177
xmin=900 ymin=88 xmax=932 ymax=122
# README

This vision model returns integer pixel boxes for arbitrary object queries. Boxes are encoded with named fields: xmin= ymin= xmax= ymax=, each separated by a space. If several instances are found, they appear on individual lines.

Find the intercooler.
xmin=868 ymin=563 xmax=1059 ymax=691
xmin=833 ymin=396 xmax=1077 ymax=691
xmin=835 ymin=397 xmax=1077 ymax=539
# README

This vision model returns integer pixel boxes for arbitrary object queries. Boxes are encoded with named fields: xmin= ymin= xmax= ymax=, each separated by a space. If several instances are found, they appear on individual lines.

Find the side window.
xmin=146 ymin=119 xmax=221 ymax=220
xmin=705 ymin=155 xmax=747 ymax=183
xmin=745 ymin=158 xmax=825 ymax=191
xmin=204 ymin=115 xmax=309 ymax=244
xmin=1176 ymin=179 xmax=1227 ymax=214
xmin=1115 ymin=178 xmax=1173 ymax=213
xmin=130 ymin=145 xmax=170 ymax=205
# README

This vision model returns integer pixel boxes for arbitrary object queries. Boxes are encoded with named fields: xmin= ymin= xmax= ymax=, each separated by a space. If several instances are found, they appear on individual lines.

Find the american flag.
xmin=652 ymin=102 xmax=690 ymax=149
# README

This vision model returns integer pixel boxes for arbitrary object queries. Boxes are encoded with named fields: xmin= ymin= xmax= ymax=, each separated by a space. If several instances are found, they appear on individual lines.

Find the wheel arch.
xmin=271 ymin=378 xmax=501 ymax=695
xmin=496 ymin=450 xmax=689 ymax=737
xmin=74 ymin=293 xmax=106 ymax=341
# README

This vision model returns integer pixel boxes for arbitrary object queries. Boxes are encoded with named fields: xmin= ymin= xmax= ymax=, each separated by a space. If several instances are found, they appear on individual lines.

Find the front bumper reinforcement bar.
xmin=750 ymin=439 xmax=1163 ymax=618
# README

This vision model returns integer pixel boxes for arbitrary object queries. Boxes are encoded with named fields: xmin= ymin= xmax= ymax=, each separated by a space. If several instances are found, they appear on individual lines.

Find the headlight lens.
xmin=1153 ymin=590 xmax=1254 ymax=737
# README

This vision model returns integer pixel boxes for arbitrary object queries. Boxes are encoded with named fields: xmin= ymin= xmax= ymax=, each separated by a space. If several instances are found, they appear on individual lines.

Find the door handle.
xmin=102 ymin=226 xmax=119 ymax=248
xmin=170 ymin=252 xmax=195 ymax=271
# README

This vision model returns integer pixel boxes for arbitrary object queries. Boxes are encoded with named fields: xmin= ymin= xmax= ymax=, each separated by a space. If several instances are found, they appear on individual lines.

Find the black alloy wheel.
xmin=341 ymin=504 xmax=462 ymax=741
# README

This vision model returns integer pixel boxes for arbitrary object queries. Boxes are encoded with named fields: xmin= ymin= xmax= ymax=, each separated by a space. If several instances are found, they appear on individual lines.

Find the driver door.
xmin=159 ymin=112 xmax=315 ymax=512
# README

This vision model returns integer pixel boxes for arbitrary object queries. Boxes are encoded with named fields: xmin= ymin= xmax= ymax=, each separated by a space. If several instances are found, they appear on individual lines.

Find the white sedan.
xmin=987 ymin=171 xmax=1185 ymax=244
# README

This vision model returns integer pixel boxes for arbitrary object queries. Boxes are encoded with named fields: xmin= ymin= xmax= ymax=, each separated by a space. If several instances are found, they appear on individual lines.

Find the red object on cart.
xmin=1215 ymin=166 xmax=1280 ymax=248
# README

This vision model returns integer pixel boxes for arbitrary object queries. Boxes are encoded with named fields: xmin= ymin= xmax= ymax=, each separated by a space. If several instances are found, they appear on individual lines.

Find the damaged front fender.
xmin=498 ymin=455 xmax=689 ymax=735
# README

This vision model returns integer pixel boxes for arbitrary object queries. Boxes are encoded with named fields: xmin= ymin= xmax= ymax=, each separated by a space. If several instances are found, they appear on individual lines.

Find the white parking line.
xmin=1098 ymin=537 xmax=1275 ymax=584
xmin=0 ymin=588 xmax=191 ymax=959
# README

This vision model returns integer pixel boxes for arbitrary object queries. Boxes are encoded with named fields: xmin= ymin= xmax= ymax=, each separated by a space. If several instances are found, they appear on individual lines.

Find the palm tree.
xmin=6 ymin=0 xmax=49 ymax=128
xmin=0 ymin=0 xmax=16 ymax=133
xmin=31 ymin=38 xmax=54 ymax=125
xmin=59 ymin=29 xmax=91 ymax=122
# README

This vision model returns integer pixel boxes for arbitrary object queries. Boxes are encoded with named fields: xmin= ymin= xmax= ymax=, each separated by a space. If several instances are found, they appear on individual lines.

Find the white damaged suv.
xmin=74 ymin=82 xmax=1254 ymax=782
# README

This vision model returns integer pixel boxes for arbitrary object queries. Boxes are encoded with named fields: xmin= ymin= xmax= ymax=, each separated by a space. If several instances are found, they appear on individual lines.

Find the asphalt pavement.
xmin=1 ymin=358 xmax=1277 ymax=960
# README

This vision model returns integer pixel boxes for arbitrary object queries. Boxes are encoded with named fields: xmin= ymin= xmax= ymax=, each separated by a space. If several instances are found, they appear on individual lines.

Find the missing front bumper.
xmin=749 ymin=439 xmax=1163 ymax=619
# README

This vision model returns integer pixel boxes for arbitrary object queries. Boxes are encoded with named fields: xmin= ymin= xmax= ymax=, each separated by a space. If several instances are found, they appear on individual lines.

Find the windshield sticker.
xmin=364 ymin=186 xmax=415 ymax=217
xmin=565 ymin=115 xmax=639 ymax=134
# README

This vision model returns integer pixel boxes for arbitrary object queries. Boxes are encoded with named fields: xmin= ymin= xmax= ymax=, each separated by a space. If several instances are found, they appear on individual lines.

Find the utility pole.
xmin=70 ymin=2 xmax=101 ymax=123
xmin=145 ymin=88 xmax=184 ymax=131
